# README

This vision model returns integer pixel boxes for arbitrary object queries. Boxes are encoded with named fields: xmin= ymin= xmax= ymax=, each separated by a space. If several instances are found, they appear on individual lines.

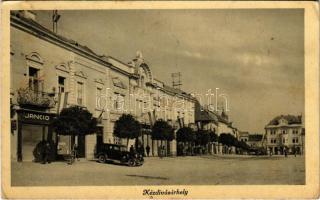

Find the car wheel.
xmin=98 ymin=154 xmax=106 ymax=163
xmin=128 ymin=159 xmax=135 ymax=167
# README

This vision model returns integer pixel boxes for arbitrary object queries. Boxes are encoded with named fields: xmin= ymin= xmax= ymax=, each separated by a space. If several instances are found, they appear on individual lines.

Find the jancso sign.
xmin=17 ymin=109 xmax=55 ymax=125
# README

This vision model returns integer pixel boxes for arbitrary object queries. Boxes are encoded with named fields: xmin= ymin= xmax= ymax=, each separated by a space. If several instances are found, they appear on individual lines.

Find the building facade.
xmin=247 ymin=134 xmax=263 ymax=148
xmin=238 ymin=131 xmax=249 ymax=143
xmin=195 ymin=101 xmax=238 ymax=153
xmin=265 ymin=115 xmax=305 ymax=155
xmin=10 ymin=11 xmax=195 ymax=162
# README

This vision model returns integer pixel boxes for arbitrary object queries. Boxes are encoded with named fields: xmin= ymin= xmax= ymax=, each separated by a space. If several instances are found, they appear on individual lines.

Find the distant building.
xmin=265 ymin=115 xmax=304 ymax=155
xmin=195 ymin=102 xmax=238 ymax=154
xmin=238 ymin=131 xmax=249 ymax=142
xmin=195 ymin=102 xmax=236 ymax=137
xmin=247 ymin=134 xmax=263 ymax=148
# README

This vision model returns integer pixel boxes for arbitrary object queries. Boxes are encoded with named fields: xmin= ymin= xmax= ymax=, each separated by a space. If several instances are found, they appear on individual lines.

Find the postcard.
xmin=1 ymin=1 xmax=319 ymax=199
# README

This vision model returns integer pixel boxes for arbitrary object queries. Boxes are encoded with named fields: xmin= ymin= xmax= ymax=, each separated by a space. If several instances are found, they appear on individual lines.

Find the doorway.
xmin=77 ymin=135 xmax=86 ymax=158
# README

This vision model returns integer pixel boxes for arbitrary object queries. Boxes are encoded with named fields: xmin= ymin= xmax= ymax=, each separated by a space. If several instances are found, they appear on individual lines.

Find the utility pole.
xmin=171 ymin=72 xmax=182 ymax=89
xmin=52 ymin=10 xmax=61 ymax=34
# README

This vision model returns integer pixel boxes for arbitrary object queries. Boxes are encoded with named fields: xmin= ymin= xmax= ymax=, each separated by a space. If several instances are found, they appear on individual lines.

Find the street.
xmin=11 ymin=155 xmax=305 ymax=186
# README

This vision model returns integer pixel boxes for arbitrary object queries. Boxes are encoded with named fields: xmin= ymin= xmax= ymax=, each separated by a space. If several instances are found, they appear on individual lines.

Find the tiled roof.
xmin=268 ymin=115 xmax=302 ymax=126
xmin=195 ymin=101 xmax=230 ymax=125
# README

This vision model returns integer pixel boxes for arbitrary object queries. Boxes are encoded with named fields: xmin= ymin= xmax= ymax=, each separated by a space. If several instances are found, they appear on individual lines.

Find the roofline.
xmin=11 ymin=14 xmax=133 ymax=77
xmin=10 ymin=13 xmax=197 ymax=102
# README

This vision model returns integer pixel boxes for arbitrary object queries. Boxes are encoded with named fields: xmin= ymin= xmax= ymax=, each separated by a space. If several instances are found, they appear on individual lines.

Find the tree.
xmin=238 ymin=140 xmax=250 ymax=151
xmin=53 ymin=106 xmax=98 ymax=149
xmin=176 ymin=127 xmax=195 ymax=144
xmin=176 ymin=127 xmax=195 ymax=155
xmin=209 ymin=131 xmax=218 ymax=143
xmin=195 ymin=130 xmax=211 ymax=154
xmin=218 ymin=133 xmax=238 ymax=147
xmin=151 ymin=119 xmax=174 ymax=147
xmin=196 ymin=130 xmax=210 ymax=146
xmin=113 ymin=114 xmax=141 ymax=146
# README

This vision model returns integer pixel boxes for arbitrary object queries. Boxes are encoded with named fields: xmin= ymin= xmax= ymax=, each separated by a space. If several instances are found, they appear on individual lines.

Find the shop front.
xmin=16 ymin=109 xmax=56 ymax=162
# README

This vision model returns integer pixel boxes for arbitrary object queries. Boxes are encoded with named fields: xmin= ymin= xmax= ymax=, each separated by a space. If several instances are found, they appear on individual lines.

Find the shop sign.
xmin=17 ymin=110 xmax=55 ymax=125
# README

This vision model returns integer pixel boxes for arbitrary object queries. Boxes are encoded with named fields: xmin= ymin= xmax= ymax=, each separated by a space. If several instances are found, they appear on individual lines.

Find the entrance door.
xmin=22 ymin=124 xmax=45 ymax=161
xmin=77 ymin=135 xmax=86 ymax=158
xmin=96 ymin=127 xmax=103 ymax=153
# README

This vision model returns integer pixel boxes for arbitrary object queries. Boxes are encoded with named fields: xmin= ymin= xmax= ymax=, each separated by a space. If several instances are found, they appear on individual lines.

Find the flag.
xmin=148 ymin=112 xmax=153 ymax=126
xmin=152 ymin=109 xmax=156 ymax=123
xmin=57 ymin=92 xmax=68 ymax=114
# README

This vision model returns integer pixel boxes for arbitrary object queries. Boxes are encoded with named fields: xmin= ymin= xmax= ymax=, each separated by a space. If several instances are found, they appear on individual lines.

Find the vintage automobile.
xmin=94 ymin=143 xmax=144 ymax=166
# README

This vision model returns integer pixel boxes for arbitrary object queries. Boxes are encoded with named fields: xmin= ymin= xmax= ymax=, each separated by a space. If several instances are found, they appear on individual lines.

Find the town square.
xmin=8 ymin=9 xmax=305 ymax=186
xmin=12 ymin=155 xmax=304 ymax=186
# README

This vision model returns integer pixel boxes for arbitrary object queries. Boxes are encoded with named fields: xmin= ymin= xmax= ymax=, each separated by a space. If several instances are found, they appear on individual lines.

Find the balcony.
xmin=17 ymin=88 xmax=56 ymax=110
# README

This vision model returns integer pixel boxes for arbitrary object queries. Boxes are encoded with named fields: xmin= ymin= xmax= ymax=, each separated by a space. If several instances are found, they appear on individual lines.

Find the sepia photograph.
xmin=1 ymin=1 xmax=319 ymax=199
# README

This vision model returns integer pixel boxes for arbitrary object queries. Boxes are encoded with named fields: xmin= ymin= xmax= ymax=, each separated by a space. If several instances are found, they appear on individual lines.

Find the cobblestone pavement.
xmin=11 ymin=155 xmax=305 ymax=186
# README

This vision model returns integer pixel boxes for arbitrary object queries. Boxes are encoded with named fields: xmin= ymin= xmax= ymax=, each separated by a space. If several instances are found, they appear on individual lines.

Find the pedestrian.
xmin=129 ymin=145 xmax=135 ymax=156
xmin=159 ymin=146 xmax=163 ymax=159
xmin=41 ymin=140 xmax=47 ymax=164
xmin=162 ymin=146 xmax=166 ymax=157
xmin=42 ymin=141 xmax=51 ymax=164
xmin=284 ymin=149 xmax=288 ymax=157
xmin=146 ymin=145 xmax=150 ymax=157
xmin=73 ymin=143 xmax=79 ymax=161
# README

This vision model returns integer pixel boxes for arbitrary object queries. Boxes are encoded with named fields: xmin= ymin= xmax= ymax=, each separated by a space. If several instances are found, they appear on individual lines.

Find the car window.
xmin=114 ymin=146 xmax=120 ymax=151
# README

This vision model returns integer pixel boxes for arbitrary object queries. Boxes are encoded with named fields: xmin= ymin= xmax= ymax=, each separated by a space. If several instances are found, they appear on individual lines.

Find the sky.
xmin=33 ymin=9 xmax=304 ymax=134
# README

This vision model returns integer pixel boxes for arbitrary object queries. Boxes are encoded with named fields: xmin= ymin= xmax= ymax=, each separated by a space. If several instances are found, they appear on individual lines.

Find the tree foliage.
xmin=114 ymin=114 xmax=141 ymax=140
xmin=151 ymin=120 xmax=174 ymax=141
xmin=176 ymin=127 xmax=195 ymax=143
xmin=238 ymin=140 xmax=250 ymax=150
xmin=218 ymin=133 xmax=237 ymax=147
xmin=195 ymin=130 xmax=211 ymax=146
xmin=53 ymin=106 xmax=97 ymax=136
xmin=209 ymin=131 xmax=218 ymax=142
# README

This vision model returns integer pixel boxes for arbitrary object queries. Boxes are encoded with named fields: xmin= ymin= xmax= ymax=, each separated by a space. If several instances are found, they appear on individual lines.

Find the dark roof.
xmin=248 ymin=134 xmax=263 ymax=142
xmin=268 ymin=115 xmax=302 ymax=126
xmin=195 ymin=101 xmax=230 ymax=125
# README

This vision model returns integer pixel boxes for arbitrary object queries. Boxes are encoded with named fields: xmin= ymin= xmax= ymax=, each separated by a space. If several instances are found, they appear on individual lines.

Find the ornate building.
xmin=10 ymin=11 xmax=196 ymax=161
xmin=264 ymin=115 xmax=305 ymax=155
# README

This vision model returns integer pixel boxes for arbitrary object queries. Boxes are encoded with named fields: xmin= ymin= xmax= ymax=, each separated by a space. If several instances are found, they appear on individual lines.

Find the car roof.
xmin=104 ymin=143 xmax=126 ymax=147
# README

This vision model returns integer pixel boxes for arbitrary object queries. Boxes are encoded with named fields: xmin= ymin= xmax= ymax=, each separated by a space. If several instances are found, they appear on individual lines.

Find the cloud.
xmin=235 ymin=52 xmax=279 ymax=67
xmin=182 ymin=50 xmax=203 ymax=59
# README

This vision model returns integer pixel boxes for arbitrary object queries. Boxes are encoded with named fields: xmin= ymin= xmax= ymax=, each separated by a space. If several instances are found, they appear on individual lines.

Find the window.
xmin=28 ymin=67 xmax=41 ymax=92
xmin=58 ymin=76 xmax=65 ymax=93
xmin=270 ymin=129 xmax=276 ymax=135
xmin=113 ymin=93 xmax=125 ymax=110
xmin=283 ymin=138 xmax=285 ymax=144
xmin=96 ymin=87 xmax=102 ymax=109
xmin=77 ymin=82 xmax=84 ymax=105
xmin=282 ymin=130 xmax=286 ymax=134
xmin=292 ymin=138 xmax=299 ymax=143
